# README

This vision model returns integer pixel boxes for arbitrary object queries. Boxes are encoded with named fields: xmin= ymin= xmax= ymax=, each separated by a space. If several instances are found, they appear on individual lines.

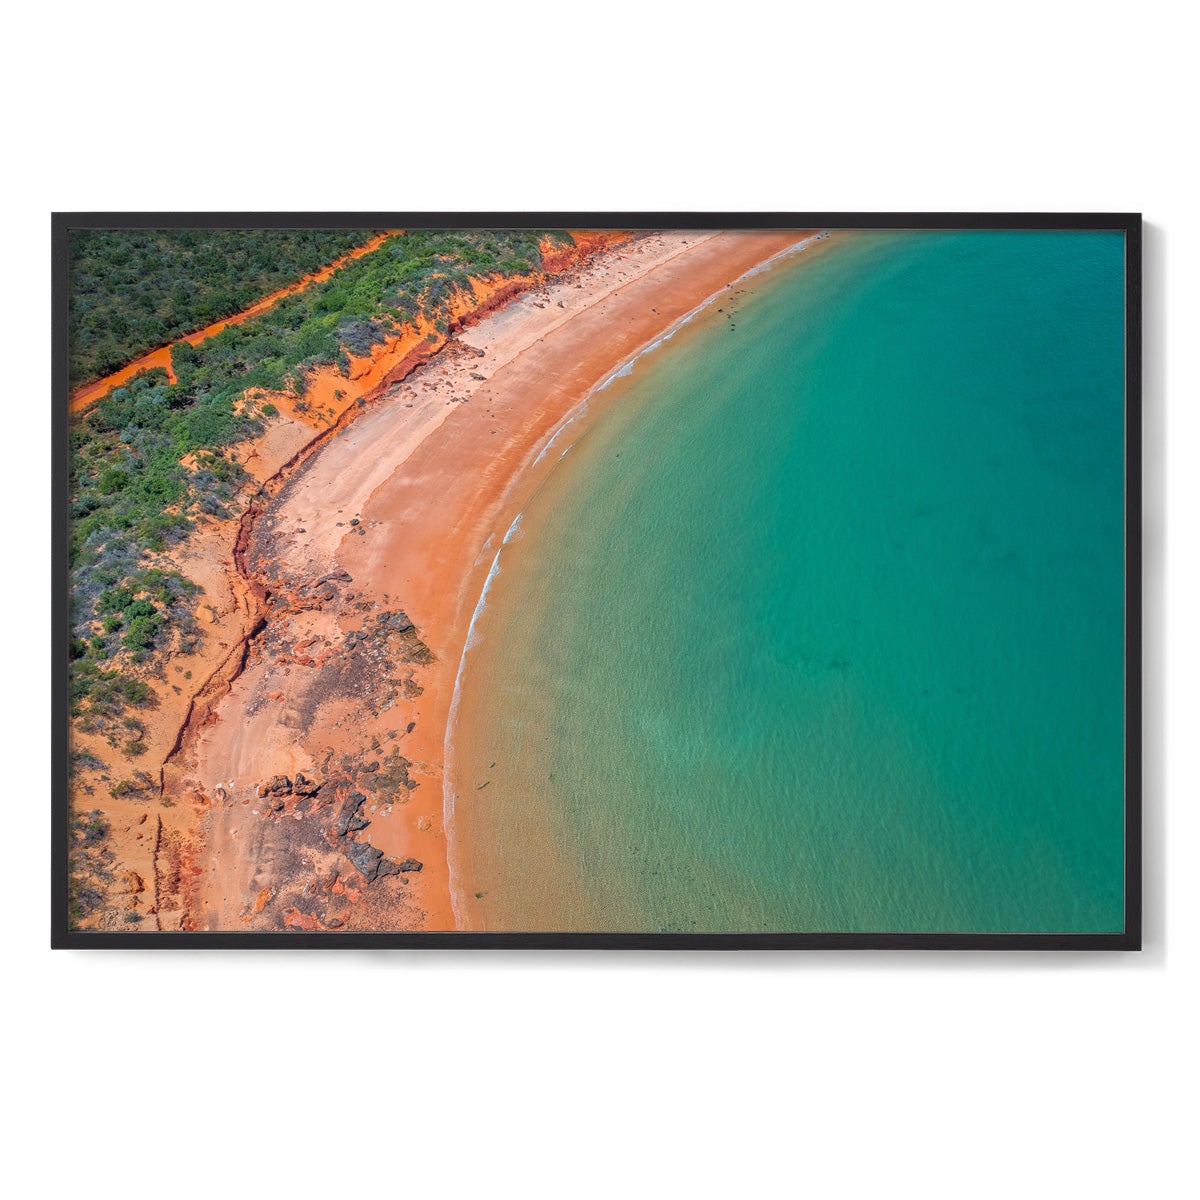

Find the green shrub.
xmin=122 ymin=613 xmax=161 ymax=650
xmin=122 ymin=678 xmax=156 ymax=707
xmin=69 ymin=230 xmax=375 ymax=390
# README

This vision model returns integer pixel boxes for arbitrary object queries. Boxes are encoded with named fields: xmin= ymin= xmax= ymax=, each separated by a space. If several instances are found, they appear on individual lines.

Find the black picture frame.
xmin=52 ymin=212 xmax=1142 ymax=950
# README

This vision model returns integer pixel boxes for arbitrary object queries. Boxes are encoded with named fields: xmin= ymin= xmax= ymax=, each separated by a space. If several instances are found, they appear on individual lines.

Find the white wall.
xmin=7 ymin=3 xmax=1194 ymax=1196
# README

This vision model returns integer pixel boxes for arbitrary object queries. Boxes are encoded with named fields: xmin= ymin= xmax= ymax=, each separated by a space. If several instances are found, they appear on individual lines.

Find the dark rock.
xmin=362 ymin=760 xmax=380 ymax=773
xmin=332 ymin=792 xmax=370 ymax=837
xmin=350 ymin=518 xmax=360 ymax=526
xmin=265 ymin=774 xmax=292 ymax=795
xmin=344 ymin=840 xmax=384 ymax=882
xmin=394 ymin=857 xmax=423 ymax=873
xmin=470 ymin=372 xmax=486 ymax=381
xmin=292 ymin=772 xmax=321 ymax=797
xmin=388 ymin=611 xmax=415 ymax=634
xmin=326 ymin=917 xmax=344 ymax=929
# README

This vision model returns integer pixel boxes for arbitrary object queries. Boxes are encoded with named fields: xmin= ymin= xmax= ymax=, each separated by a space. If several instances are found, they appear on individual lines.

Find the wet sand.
xmin=174 ymin=230 xmax=817 ymax=931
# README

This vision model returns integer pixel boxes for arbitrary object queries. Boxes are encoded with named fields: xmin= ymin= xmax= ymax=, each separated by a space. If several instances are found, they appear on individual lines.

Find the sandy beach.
xmin=164 ymin=229 xmax=817 ymax=931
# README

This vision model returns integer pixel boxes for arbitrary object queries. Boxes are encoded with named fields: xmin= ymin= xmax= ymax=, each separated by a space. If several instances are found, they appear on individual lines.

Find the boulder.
xmin=292 ymin=772 xmax=321 ymax=797
xmin=282 ymin=907 xmax=321 ymax=931
xmin=332 ymin=792 xmax=370 ymax=837
xmin=375 ymin=855 xmax=421 ymax=878
xmin=344 ymin=840 xmax=384 ymax=882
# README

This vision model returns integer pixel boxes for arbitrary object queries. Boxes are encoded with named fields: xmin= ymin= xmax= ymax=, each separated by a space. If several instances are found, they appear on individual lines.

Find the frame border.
xmin=52 ymin=212 xmax=1142 ymax=950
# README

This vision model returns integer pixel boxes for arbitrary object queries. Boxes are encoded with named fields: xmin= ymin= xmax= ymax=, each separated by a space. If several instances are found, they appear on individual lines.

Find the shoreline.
xmin=442 ymin=232 xmax=830 ymax=925
xmin=67 ymin=231 xmax=627 ymax=931
xmin=174 ymin=229 xmax=823 ymax=931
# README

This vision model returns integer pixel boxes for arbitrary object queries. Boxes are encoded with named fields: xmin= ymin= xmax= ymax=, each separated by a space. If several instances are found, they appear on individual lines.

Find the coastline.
xmin=443 ymin=232 xmax=831 ymax=926
xmin=174 ymin=229 xmax=822 ymax=931
xmin=67 ymin=230 xmax=628 ymax=930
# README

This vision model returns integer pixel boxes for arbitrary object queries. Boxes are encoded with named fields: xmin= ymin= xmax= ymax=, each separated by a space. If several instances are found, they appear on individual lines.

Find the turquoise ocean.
xmin=449 ymin=230 xmax=1127 ymax=933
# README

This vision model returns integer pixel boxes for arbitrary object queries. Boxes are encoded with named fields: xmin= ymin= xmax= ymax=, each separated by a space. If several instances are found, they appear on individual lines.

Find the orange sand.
xmin=68 ymin=233 xmax=631 ymax=930
xmin=172 ymin=230 xmax=818 ymax=931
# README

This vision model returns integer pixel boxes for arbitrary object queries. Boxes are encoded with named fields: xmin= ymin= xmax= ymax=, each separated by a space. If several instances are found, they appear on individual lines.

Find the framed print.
xmin=53 ymin=213 xmax=1140 ymax=948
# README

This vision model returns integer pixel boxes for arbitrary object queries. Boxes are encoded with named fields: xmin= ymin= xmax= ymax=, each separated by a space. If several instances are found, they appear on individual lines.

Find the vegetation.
xmin=69 ymin=230 xmax=575 ymax=730
xmin=67 ymin=808 xmax=113 ymax=927
xmin=109 ymin=773 xmax=156 ymax=800
xmin=69 ymin=229 xmax=376 ymax=389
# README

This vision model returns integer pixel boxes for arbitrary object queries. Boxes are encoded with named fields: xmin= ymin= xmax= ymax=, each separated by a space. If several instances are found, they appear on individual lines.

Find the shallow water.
xmin=450 ymin=229 xmax=1127 ymax=933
